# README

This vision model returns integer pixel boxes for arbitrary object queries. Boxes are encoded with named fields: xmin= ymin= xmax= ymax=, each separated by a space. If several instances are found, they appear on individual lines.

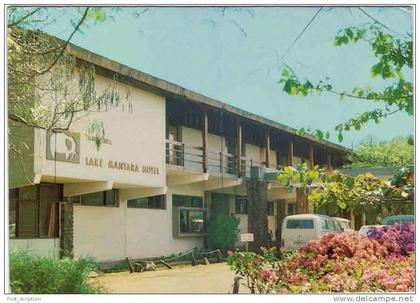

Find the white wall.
xmin=73 ymin=185 xmax=204 ymax=262
xmin=9 ymin=238 xmax=60 ymax=259
xmin=35 ymin=73 xmax=166 ymax=189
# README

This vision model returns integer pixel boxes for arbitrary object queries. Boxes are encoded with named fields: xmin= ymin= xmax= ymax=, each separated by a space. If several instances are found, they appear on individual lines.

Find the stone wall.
xmin=60 ymin=202 xmax=74 ymax=258
xmin=246 ymin=180 xmax=269 ymax=252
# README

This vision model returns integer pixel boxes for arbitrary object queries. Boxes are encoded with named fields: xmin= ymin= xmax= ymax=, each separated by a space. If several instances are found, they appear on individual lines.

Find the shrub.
xmin=227 ymin=224 xmax=415 ymax=293
xmin=367 ymin=223 xmax=414 ymax=256
xmin=9 ymin=251 xmax=102 ymax=294
xmin=207 ymin=214 xmax=240 ymax=253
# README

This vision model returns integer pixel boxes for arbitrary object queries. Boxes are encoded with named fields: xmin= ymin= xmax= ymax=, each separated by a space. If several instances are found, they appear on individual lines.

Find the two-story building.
xmin=8 ymin=41 xmax=347 ymax=262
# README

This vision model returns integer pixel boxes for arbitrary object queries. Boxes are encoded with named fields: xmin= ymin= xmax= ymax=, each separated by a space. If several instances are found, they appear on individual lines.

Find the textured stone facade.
xmin=60 ymin=201 xmax=74 ymax=258
xmin=296 ymin=187 xmax=315 ymax=214
xmin=246 ymin=180 xmax=269 ymax=252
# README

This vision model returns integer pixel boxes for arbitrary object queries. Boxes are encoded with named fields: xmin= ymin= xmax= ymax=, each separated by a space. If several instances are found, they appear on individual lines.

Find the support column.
xmin=265 ymin=129 xmax=270 ymax=168
xmin=326 ymin=151 xmax=332 ymax=169
xmin=202 ymin=108 xmax=208 ymax=173
xmin=236 ymin=120 xmax=242 ymax=177
xmin=60 ymin=201 xmax=74 ymax=258
xmin=246 ymin=179 xmax=269 ymax=252
xmin=275 ymin=199 xmax=286 ymax=249
xmin=296 ymin=188 xmax=309 ymax=214
xmin=308 ymin=143 xmax=314 ymax=169
xmin=288 ymin=140 xmax=294 ymax=166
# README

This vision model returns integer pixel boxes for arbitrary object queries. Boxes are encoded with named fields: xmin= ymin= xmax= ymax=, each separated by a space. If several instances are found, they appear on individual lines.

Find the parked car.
xmin=281 ymin=214 xmax=342 ymax=251
xmin=383 ymin=215 xmax=414 ymax=225
xmin=333 ymin=217 xmax=354 ymax=232
xmin=358 ymin=225 xmax=384 ymax=237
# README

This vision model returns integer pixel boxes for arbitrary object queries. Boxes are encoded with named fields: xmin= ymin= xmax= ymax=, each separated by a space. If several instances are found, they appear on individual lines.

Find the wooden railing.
xmin=165 ymin=139 xmax=285 ymax=177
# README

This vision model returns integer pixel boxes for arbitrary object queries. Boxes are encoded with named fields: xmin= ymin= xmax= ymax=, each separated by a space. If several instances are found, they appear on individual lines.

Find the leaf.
xmin=315 ymin=129 xmax=324 ymax=140
xmin=338 ymin=130 xmax=343 ymax=142
xmin=281 ymin=68 xmax=290 ymax=77
xmin=297 ymin=128 xmax=306 ymax=136
xmin=337 ymin=200 xmax=347 ymax=209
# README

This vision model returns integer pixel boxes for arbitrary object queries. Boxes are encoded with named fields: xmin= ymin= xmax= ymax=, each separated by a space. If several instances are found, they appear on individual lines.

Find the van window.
xmin=321 ymin=219 xmax=329 ymax=230
xmin=325 ymin=220 xmax=333 ymax=230
xmin=286 ymin=219 xmax=314 ymax=229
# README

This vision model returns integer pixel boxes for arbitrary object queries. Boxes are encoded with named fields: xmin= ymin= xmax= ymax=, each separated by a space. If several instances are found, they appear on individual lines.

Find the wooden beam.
xmin=288 ymin=140 xmax=294 ymax=166
xmin=309 ymin=143 xmax=314 ymax=169
xmin=326 ymin=151 xmax=332 ymax=169
xmin=265 ymin=129 xmax=270 ymax=167
xmin=236 ymin=120 xmax=242 ymax=177
xmin=202 ymin=108 xmax=208 ymax=173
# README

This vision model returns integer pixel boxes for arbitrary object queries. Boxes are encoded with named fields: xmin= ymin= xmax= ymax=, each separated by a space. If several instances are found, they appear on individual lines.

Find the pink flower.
xmin=261 ymin=269 xmax=272 ymax=279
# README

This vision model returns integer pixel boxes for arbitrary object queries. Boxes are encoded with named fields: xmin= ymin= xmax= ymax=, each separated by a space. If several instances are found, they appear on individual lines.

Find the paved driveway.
xmin=94 ymin=262 xmax=251 ymax=294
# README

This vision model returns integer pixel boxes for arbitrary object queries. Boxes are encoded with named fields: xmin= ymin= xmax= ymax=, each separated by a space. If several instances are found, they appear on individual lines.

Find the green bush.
xmin=208 ymin=214 xmax=240 ymax=253
xmin=9 ymin=251 xmax=102 ymax=294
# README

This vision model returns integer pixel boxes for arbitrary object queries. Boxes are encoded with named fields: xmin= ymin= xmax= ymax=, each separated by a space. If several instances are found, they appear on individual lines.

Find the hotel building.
xmin=8 ymin=42 xmax=347 ymax=262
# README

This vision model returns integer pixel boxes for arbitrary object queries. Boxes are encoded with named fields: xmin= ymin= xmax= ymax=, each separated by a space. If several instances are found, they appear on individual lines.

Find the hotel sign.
xmin=46 ymin=131 xmax=80 ymax=164
xmin=46 ymin=131 xmax=160 ymax=175
xmin=86 ymin=157 xmax=159 ymax=175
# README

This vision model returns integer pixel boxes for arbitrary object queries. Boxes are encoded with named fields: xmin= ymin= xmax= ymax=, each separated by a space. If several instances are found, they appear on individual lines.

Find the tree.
xmin=345 ymin=136 xmax=414 ymax=168
xmin=277 ymin=163 xmax=414 ymax=220
xmin=8 ymin=7 xmax=131 ymax=142
xmin=279 ymin=22 xmax=413 ymax=143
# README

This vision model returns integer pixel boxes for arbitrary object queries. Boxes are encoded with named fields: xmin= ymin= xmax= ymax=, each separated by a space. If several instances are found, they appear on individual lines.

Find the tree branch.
xmin=8 ymin=7 xmax=42 ymax=27
xmin=36 ymin=8 xmax=89 ymax=76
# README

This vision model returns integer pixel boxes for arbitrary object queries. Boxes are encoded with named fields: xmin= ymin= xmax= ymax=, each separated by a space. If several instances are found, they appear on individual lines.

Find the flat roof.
xmin=67 ymin=42 xmax=348 ymax=154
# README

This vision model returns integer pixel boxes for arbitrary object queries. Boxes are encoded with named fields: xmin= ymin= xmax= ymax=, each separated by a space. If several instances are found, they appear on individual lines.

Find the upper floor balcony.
xmin=165 ymin=98 xmax=346 ymax=180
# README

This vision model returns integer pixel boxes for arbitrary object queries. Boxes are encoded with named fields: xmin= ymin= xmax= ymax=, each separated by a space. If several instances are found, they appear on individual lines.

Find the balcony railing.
xmin=165 ymin=139 xmax=285 ymax=177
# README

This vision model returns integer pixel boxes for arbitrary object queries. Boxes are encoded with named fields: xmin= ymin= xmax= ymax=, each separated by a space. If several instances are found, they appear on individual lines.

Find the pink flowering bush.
xmin=227 ymin=224 xmax=415 ymax=293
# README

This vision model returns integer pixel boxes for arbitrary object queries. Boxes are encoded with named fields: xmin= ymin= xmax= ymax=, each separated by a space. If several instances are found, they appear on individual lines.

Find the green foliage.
xmin=279 ymin=23 xmax=413 ymax=141
xmin=227 ymin=247 xmax=281 ymax=293
xmin=278 ymin=164 xmax=414 ymax=216
xmin=345 ymin=137 xmax=414 ymax=168
xmin=9 ymin=251 xmax=102 ymax=294
xmin=207 ymin=214 xmax=240 ymax=253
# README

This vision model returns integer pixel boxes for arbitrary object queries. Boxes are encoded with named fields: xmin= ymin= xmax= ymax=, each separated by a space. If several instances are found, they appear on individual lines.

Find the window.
xmin=321 ymin=219 xmax=329 ymax=231
xmin=286 ymin=219 xmax=314 ymax=229
xmin=70 ymin=190 xmax=118 ymax=207
xmin=235 ymin=196 xmax=248 ymax=214
xmin=9 ymin=188 xmax=18 ymax=238
xmin=287 ymin=203 xmax=296 ymax=215
xmin=172 ymin=195 xmax=203 ymax=208
xmin=267 ymin=202 xmax=274 ymax=216
xmin=127 ymin=195 xmax=166 ymax=209
xmin=174 ymin=207 xmax=207 ymax=236
xmin=180 ymin=209 xmax=206 ymax=233
xmin=10 ymin=184 xmax=61 ymax=239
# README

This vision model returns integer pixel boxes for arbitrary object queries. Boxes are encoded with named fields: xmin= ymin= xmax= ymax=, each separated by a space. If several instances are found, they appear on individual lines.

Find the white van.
xmin=281 ymin=214 xmax=342 ymax=251
xmin=333 ymin=217 xmax=354 ymax=232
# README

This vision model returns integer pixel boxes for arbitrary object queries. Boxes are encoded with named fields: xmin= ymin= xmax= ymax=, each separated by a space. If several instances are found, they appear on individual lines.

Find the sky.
xmin=38 ymin=6 xmax=414 ymax=148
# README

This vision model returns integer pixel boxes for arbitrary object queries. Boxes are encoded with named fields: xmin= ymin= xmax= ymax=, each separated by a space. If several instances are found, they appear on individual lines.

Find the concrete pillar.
xmin=60 ymin=201 xmax=74 ymax=258
xmin=246 ymin=179 xmax=269 ymax=252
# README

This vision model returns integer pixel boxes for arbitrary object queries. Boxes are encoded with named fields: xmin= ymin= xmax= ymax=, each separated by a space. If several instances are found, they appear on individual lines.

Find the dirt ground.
xmin=93 ymin=262 xmax=251 ymax=294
